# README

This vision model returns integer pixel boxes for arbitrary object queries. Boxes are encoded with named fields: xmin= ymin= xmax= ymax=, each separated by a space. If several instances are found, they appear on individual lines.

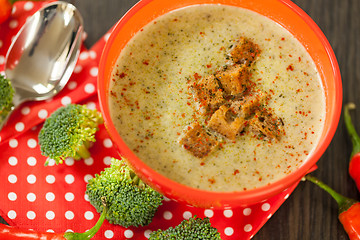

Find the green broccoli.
xmin=149 ymin=216 xmax=221 ymax=240
xmin=0 ymin=75 xmax=14 ymax=125
xmin=86 ymin=157 xmax=163 ymax=228
xmin=38 ymin=103 xmax=103 ymax=165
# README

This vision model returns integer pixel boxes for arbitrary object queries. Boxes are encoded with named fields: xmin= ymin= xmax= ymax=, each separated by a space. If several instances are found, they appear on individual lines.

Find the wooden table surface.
xmin=1 ymin=0 xmax=359 ymax=239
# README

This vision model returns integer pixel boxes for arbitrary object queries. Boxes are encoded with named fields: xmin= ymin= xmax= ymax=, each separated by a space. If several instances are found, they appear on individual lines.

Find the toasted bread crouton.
xmin=215 ymin=64 xmax=249 ymax=96
xmin=249 ymin=110 xmax=285 ymax=140
xmin=191 ymin=75 xmax=225 ymax=113
xmin=230 ymin=92 xmax=267 ymax=118
xmin=208 ymin=105 xmax=246 ymax=140
xmin=230 ymin=37 xmax=261 ymax=66
xmin=180 ymin=122 xmax=219 ymax=158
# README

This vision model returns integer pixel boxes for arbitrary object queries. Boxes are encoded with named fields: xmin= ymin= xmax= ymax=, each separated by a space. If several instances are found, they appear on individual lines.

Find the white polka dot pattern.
xmin=65 ymin=211 xmax=74 ymax=220
xmin=8 ymin=174 xmax=17 ymax=183
xmin=163 ymin=211 xmax=173 ymax=220
xmin=124 ymin=229 xmax=134 ymax=238
xmin=0 ymin=3 xmax=298 ymax=239
xmin=26 ymin=193 xmax=36 ymax=202
xmin=46 ymin=192 xmax=55 ymax=202
xmin=183 ymin=211 xmax=192 ymax=220
xmin=84 ymin=211 xmax=94 ymax=220
xmin=224 ymin=209 xmax=233 ymax=218
xmin=8 ymin=210 xmax=17 ymax=219
xmin=23 ymin=2 xmax=34 ymax=10
xmin=46 ymin=175 xmax=55 ymax=184
xmin=38 ymin=109 xmax=48 ymax=119
xmin=27 ymin=157 xmax=36 ymax=166
xmin=8 ymin=156 xmax=17 ymax=166
xmin=61 ymin=96 xmax=72 ymax=105
xmin=65 ymin=174 xmax=75 ymax=184
xmin=104 ymin=230 xmax=114 ymax=239
xmin=103 ymin=138 xmax=113 ymax=148
xmin=27 ymin=211 xmax=36 ymax=220
xmin=46 ymin=211 xmax=55 ymax=220
xmin=21 ymin=106 xmax=30 ymax=115
xmin=9 ymin=20 xmax=18 ymax=29
xmin=8 ymin=192 xmax=17 ymax=201
xmin=65 ymin=158 xmax=75 ymax=166
xmin=15 ymin=122 xmax=24 ymax=132
xmin=224 ymin=227 xmax=234 ymax=236
xmin=9 ymin=139 xmax=18 ymax=148
xmin=65 ymin=192 xmax=75 ymax=202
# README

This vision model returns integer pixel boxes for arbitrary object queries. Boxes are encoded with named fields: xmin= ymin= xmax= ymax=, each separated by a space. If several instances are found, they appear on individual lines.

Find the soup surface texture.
xmin=109 ymin=4 xmax=325 ymax=192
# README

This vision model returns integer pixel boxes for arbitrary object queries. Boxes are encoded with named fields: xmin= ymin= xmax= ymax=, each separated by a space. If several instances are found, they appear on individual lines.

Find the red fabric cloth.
xmin=0 ymin=2 xmax=299 ymax=239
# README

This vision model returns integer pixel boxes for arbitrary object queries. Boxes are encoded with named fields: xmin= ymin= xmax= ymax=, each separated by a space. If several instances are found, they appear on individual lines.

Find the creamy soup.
xmin=109 ymin=5 xmax=325 ymax=192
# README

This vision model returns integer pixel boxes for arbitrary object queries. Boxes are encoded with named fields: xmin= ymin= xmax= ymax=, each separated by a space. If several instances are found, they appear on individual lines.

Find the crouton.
xmin=207 ymin=105 xmax=246 ymax=140
xmin=230 ymin=92 xmax=267 ymax=118
xmin=249 ymin=110 xmax=285 ymax=140
xmin=191 ymin=75 xmax=225 ymax=113
xmin=230 ymin=37 xmax=261 ymax=66
xmin=215 ymin=64 xmax=250 ymax=96
xmin=180 ymin=122 xmax=219 ymax=158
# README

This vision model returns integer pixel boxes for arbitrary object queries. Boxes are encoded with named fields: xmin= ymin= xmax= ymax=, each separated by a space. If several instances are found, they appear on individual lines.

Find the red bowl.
xmin=98 ymin=0 xmax=342 ymax=208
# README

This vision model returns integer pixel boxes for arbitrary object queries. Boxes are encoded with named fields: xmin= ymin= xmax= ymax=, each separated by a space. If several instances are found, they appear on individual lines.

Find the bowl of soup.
xmin=98 ymin=0 xmax=342 ymax=208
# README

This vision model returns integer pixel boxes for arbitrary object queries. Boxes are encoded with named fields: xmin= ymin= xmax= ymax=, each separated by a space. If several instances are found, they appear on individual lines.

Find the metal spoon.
xmin=0 ymin=1 xmax=83 ymax=130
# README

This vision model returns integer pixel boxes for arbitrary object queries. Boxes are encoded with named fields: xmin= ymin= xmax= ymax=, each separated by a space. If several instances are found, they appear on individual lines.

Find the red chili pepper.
xmin=344 ymin=103 xmax=360 ymax=191
xmin=340 ymin=203 xmax=360 ymax=240
xmin=306 ymin=175 xmax=360 ymax=240
xmin=0 ymin=198 xmax=107 ymax=240
xmin=0 ymin=0 xmax=13 ymax=24
xmin=0 ymin=225 xmax=66 ymax=239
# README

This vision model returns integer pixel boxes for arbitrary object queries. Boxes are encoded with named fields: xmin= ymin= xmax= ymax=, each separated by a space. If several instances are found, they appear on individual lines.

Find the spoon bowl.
xmin=1 ymin=1 xmax=83 ymax=129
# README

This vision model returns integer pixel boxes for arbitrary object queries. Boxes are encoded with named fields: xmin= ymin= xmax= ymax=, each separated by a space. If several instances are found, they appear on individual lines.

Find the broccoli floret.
xmin=0 ymin=75 xmax=14 ymax=124
xmin=149 ymin=216 xmax=221 ymax=240
xmin=86 ymin=157 xmax=163 ymax=228
xmin=38 ymin=104 xmax=103 ymax=165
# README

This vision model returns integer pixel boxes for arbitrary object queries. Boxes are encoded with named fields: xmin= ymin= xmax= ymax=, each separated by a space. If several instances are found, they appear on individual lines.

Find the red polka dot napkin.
xmin=0 ymin=2 xmax=299 ymax=239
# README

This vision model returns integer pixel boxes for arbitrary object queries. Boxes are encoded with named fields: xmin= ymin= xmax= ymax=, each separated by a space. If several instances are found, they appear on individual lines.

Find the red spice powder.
xmin=110 ymin=91 xmax=117 ymax=97
xmin=286 ymin=64 xmax=294 ymax=71
xmin=193 ymin=73 xmax=202 ymax=80
xmin=208 ymin=178 xmax=215 ymax=184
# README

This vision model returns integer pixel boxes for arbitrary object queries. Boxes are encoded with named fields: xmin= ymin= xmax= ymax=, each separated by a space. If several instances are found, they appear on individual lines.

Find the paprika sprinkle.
xmin=0 ymin=197 xmax=107 ymax=240
xmin=306 ymin=175 xmax=360 ymax=240
xmin=344 ymin=103 xmax=360 ymax=191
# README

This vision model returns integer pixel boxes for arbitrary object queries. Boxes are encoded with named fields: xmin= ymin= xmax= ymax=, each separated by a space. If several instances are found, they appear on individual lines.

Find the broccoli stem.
xmin=75 ymin=142 xmax=92 ymax=160
xmin=63 ymin=197 xmax=107 ymax=240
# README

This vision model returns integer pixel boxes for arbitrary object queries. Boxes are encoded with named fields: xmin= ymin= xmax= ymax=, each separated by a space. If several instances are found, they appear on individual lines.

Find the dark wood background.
xmin=1 ymin=0 xmax=359 ymax=239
